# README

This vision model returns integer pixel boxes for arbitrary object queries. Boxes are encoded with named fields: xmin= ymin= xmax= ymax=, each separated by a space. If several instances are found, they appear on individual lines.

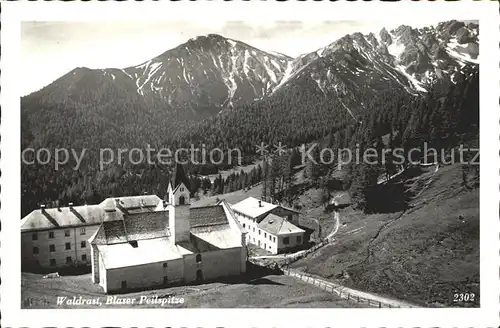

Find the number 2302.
xmin=453 ymin=293 xmax=475 ymax=302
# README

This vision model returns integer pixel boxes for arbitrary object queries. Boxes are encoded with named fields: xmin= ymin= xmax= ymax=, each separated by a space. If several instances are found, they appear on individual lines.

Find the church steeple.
xmin=171 ymin=163 xmax=191 ymax=193
xmin=168 ymin=163 xmax=191 ymax=206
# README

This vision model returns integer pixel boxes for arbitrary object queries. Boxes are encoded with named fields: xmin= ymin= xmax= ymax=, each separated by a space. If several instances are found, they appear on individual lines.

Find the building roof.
xmin=176 ymin=235 xmax=220 ymax=254
xmin=189 ymin=205 xmax=228 ymax=227
xmin=329 ymin=192 xmax=352 ymax=207
xmin=191 ymin=225 xmax=242 ymax=249
xmin=97 ymin=237 xmax=182 ymax=269
xmin=258 ymin=213 xmax=305 ymax=236
xmin=231 ymin=197 xmax=278 ymax=219
xmin=21 ymin=205 xmax=106 ymax=232
xmin=99 ymin=195 xmax=161 ymax=214
xmin=90 ymin=211 xmax=170 ymax=245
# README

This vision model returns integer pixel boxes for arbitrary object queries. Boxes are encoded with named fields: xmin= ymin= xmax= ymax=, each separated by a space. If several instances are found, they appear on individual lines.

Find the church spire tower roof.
xmin=171 ymin=163 xmax=191 ymax=193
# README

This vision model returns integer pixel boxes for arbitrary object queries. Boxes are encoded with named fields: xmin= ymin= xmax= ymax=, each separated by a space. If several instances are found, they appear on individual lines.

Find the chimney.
xmin=68 ymin=202 xmax=74 ymax=210
xmin=40 ymin=204 xmax=46 ymax=212
xmin=258 ymin=200 xmax=262 ymax=207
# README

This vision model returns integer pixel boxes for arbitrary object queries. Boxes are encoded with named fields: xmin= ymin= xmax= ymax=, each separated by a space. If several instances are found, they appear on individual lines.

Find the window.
xmin=49 ymin=231 xmax=55 ymax=239
xmin=121 ymin=280 xmax=127 ymax=289
xmin=65 ymin=242 xmax=71 ymax=250
xmin=196 ymin=254 xmax=202 ymax=263
xmin=180 ymin=187 xmax=184 ymax=192
xmin=253 ymin=227 xmax=255 ymax=232
xmin=283 ymin=237 xmax=290 ymax=245
xmin=32 ymin=232 xmax=38 ymax=241
xmin=258 ymin=230 xmax=261 ymax=235
xmin=242 ymin=223 xmax=246 ymax=228
xmin=33 ymin=247 xmax=39 ymax=254
xmin=50 ymin=259 xmax=56 ymax=266
xmin=49 ymin=245 xmax=55 ymax=252
xmin=80 ymin=227 xmax=86 ymax=235
xmin=65 ymin=230 xmax=70 ymax=237
xmin=81 ymin=254 xmax=87 ymax=261
xmin=163 ymin=276 xmax=168 ymax=284
xmin=273 ymin=237 xmax=276 ymax=242
xmin=66 ymin=256 xmax=72 ymax=264
xmin=264 ymin=232 xmax=267 ymax=238
xmin=297 ymin=236 xmax=302 ymax=244
xmin=269 ymin=235 xmax=272 ymax=241
xmin=163 ymin=262 xmax=168 ymax=268
xmin=81 ymin=241 xmax=86 ymax=248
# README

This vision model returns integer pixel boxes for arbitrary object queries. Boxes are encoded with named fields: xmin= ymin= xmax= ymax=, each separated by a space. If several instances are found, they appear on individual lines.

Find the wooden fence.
xmin=283 ymin=268 xmax=413 ymax=308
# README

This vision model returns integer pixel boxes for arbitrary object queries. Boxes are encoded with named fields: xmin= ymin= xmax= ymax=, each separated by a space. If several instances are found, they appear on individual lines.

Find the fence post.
xmin=357 ymin=296 xmax=360 ymax=303
xmin=347 ymin=293 xmax=350 ymax=301
xmin=378 ymin=301 xmax=381 ymax=308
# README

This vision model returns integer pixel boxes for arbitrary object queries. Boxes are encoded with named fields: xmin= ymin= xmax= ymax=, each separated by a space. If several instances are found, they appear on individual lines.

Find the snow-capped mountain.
xmin=272 ymin=20 xmax=478 ymax=99
xmin=23 ymin=20 xmax=478 ymax=127
xmin=123 ymin=34 xmax=292 ymax=109
xmin=29 ymin=34 xmax=292 ymax=121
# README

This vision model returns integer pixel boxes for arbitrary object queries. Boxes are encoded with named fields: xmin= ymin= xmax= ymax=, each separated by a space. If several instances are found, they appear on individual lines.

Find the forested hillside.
xmin=21 ymin=20 xmax=479 ymax=217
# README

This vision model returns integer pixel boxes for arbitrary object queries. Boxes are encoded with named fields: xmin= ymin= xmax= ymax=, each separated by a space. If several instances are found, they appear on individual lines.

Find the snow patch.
xmin=388 ymin=41 xmax=405 ymax=60
xmin=243 ymin=50 xmax=251 ymax=76
xmin=311 ymin=74 xmax=326 ymax=95
xmin=395 ymin=65 xmax=427 ymax=92
xmin=270 ymin=59 xmax=282 ymax=71
xmin=339 ymin=99 xmax=357 ymax=121
xmin=137 ymin=62 xmax=163 ymax=94
xmin=446 ymin=38 xmax=479 ymax=65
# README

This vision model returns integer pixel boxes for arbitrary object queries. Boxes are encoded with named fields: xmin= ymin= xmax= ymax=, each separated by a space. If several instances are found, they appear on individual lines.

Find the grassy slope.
xmin=22 ymin=273 xmax=364 ymax=308
xmin=193 ymin=183 xmax=262 ymax=207
xmin=206 ymin=160 xmax=263 ymax=183
xmin=292 ymin=164 xmax=479 ymax=307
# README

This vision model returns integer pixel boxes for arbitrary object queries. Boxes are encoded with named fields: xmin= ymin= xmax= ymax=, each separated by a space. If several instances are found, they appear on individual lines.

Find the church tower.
xmin=168 ymin=163 xmax=191 ymax=244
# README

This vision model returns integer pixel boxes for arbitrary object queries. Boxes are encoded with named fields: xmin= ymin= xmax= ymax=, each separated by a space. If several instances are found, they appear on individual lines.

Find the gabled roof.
xmin=21 ymin=205 xmax=106 ymax=232
xmin=171 ymin=163 xmax=191 ymax=193
xmin=99 ymin=195 xmax=161 ymax=214
xmin=90 ymin=211 xmax=170 ymax=245
xmin=231 ymin=197 xmax=278 ymax=219
xmin=189 ymin=205 xmax=228 ymax=227
xmin=190 ymin=224 xmax=242 ymax=250
xmin=329 ymin=192 xmax=352 ymax=206
xmin=258 ymin=213 xmax=305 ymax=236
xmin=97 ymin=237 xmax=182 ymax=269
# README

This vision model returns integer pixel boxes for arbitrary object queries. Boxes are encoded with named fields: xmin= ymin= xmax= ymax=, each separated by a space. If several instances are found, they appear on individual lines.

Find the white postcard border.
xmin=1 ymin=1 xmax=498 ymax=327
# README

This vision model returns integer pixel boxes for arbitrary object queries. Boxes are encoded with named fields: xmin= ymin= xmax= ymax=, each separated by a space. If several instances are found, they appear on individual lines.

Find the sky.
xmin=21 ymin=19 xmax=455 ymax=96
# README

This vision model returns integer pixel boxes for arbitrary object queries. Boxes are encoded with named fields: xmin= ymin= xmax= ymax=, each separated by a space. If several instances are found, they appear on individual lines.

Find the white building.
xmin=231 ymin=197 xmax=305 ymax=254
xmin=20 ymin=204 xmax=106 ymax=270
xmin=88 ymin=164 xmax=247 ymax=293
xmin=20 ymin=195 xmax=162 ymax=271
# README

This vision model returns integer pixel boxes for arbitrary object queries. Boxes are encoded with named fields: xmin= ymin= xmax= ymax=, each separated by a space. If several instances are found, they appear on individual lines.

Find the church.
xmin=88 ymin=164 xmax=247 ymax=293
